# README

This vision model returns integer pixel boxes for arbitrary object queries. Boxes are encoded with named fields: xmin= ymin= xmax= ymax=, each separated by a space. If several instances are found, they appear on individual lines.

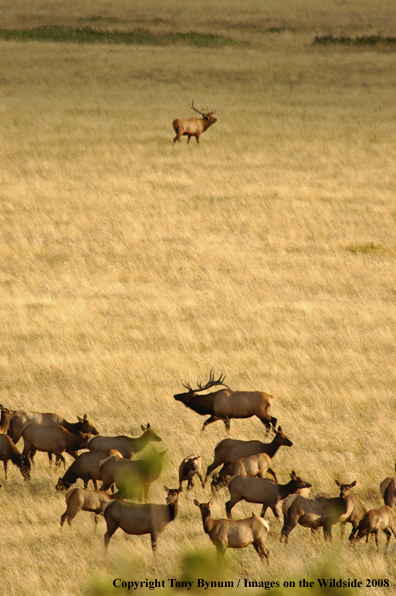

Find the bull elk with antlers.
xmin=173 ymin=369 xmax=277 ymax=432
xmin=173 ymin=101 xmax=217 ymax=144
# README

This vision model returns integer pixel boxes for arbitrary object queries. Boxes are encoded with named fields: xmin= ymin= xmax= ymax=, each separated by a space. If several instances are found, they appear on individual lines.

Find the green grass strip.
xmin=314 ymin=34 xmax=396 ymax=47
xmin=0 ymin=26 xmax=243 ymax=47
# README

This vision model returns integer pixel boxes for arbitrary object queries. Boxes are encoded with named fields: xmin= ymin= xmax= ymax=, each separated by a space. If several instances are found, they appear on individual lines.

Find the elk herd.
xmin=0 ymin=370 xmax=395 ymax=564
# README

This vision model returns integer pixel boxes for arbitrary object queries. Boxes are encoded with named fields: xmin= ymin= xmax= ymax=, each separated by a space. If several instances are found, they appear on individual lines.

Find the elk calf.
xmin=351 ymin=506 xmax=396 ymax=547
xmin=104 ymin=486 xmax=180 ymax=551
xmin=194 ymin=499 xmax=269 ymax=563
xmin=179 ymin=455 xmax=204 ymax=491
xmin=61 ymin=488 xmax=112 ymax=527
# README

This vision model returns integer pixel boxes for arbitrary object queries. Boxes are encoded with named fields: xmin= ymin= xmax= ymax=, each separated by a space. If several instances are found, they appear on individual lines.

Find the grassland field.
xmin=0 ymin=1 xmax=396 ymax=595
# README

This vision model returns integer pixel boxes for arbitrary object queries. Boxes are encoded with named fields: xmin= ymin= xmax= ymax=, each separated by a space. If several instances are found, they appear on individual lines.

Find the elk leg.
xmin=383 ymin=527 xmax=392 ymax=548
xmin=150 ymin=531 xmax=158 ymax=552
xmin=104 ymin=522 xmax=118 ymax=549
xmin=225 ymin=498 xmax=239 ymax=519
xmin=215 ymin=544 xmax=226 ymax=562
xmin=3 ymin=461 xmax=7 ymax=480
xmin=323 ymin=519 xmax=333 ymax=541
xmin=223 ymin=418 xmax=230 ymax=432
xmin=201 ymin=416 xmax=219 ymax=431
xmin=267 ymin=467 xmax=278 ymax=482
xmin=187 ymin=135 xmax=191 ymax=144
xmin=196 ymin=135 xmax=199 ymax=144
xmin=53 ymin=452 xmax=66 ymax=468
xmin=197 ymin=471 xmax=205 ymax=488
xmin=253 ymin=541 xmax=269 ymax=564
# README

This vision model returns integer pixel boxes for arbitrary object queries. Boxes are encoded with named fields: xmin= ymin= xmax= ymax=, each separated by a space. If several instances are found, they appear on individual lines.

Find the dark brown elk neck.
xmin=263 ymin=436 xmax=283 ymax=458
xmin=61 ymin=420 xmax=81 ymax=434
xmin=278 ymin=480 xmax=302 ymax=500
xmin=167 ymin=500 xmax=179 ymax=522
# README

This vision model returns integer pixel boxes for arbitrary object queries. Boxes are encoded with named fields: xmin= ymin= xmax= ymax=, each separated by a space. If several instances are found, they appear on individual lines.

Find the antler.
xmin=188 ymin=100 xmax=216 ymax=117
xmin=183 ymin=368 xmax=231 ymax=392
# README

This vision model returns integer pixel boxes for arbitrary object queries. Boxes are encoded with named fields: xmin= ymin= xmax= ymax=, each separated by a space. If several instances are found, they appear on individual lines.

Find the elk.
xmin=350 ymin=506 xmax=396 ymax=547
xmin=194 ymin=499 xmax=269 ymax=563
xmin=380 ymin=464 xmax=396 ymax=508
xmin=173 ymin=101 xmax=217 ymax=144
xmin=174 ymin=369 xmax=277 ymax=432
xmin=22 ymin=423 xmax=91 ymax=468
xmin=99 ymin=449 xmax=167 ymax=501
xmin=8 ymin=411 xmax=98 ymax=445
xmin=60 ymin=488 xmax=112 ymax=527
xmin=225 ymin=471 xmax=312 ymax=519
xmin=104 ymin=486 xmax=181 ymax=551
xmin=280 ymin=480 xmax=366 ymax=543
xmin=55 ymin=449 xmax=123 ymax=492
xmin=87 ymin=424 xmax=161 ymax=459
xmin=0 ymin=407 xmax=13 ymax=435
xmin=205 ymin=425 xmax=291 ymax=482
xmin=0 ymin=434 xmax=31 ymax=481
xmin=211 ymin=453 xmax=278 ymax=494
xmin=178 ymin=455 xmax=205 ymax=491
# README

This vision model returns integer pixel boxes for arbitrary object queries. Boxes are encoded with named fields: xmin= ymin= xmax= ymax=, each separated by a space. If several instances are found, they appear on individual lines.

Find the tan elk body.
xmin=380 ymin=465 xmax=396 ymax=508
xmin=226 ymin=471 xmax=311 ymax=518
xmin=211 ymin=453 xmax=278 ymax=493
xmin=0 ymin=434 xmax=31 ymax=481
xmin=351 ymin=506 xmax=396 ymax=547
xmin=103 ymin=486 xmax=180 ymax=551
xmin=178 ymin=455 xmax=204 ymax=491
xmin=100 ymin=450 xmax=167 ymax=500
xmin=9 ymin=411 xmax=98 ymax=444
xmin=60 ymin=488 xmax=112 ymax=526
xmin=22 ymin=423 xmax=91 ymax=467
xmin=56 ymin=449 xmax=123 ymax=491
xmin=173 ymin=101 xmax=216 ymax=144
xmin=87 ymin=424 xmax=161 ymax=459
xmin=194 ymin=499 xmax=269 ymax=563
xmin=206 ymin=426 xmax=291 ymax=481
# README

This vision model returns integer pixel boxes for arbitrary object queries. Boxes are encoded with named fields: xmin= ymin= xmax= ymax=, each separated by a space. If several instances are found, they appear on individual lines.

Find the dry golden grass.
xmin=0 ymin=1 xmax=396 ymax=594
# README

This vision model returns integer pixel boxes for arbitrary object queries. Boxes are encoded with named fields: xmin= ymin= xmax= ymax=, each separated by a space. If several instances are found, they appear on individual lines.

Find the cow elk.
xmin=100 ymin=449 xmax=167 ymax=501
xmin=194 ymin=499 xmax=269 ymax=563
xmin=55 ymin=449 xmax=123 ymax=492
xmin=104 ymin=486 xmax=181 ymax=552
xmin=22 ymin=423 xmax=91 ymax=468
xmin=280 ymin=480 xmax=366 ymax=543
xmin=9 ymin=410 xmax=98 ymax=445
xmin=174 ymin=369 xmax=277 ymax=433
xmin=205 ymin=425 xmax=291 ymax=482
xmin=87 ymin=424 xmax=161 ymax=459
xmin=173 ymin=101 xmax=217 ymax=144
xmin=226 ymin=471 xmax=311 ymax=519
xmin=350 ymin=506 xmax=396 ymax=548
xmin=211 ymin=453 xmax=278 ymax=494
xmin=178 ymin=455 xmax=204 ymax=491
xmin=0 ymin=434 xmax=31 ymax=481
xmin=380 ymin=464 xmax=396 ymax=508
xmin=60 ymin=488 xmax=112 ymax=527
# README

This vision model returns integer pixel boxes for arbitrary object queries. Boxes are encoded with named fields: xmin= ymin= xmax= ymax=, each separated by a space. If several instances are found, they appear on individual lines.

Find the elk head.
xmin=189 ymin=100 xmax=217 ymax=125
xmin=174 ymin=369 xmax=231 ymax=402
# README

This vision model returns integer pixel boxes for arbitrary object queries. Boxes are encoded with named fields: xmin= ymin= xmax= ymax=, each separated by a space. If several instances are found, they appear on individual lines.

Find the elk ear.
xmin=194 ymin=499 xmax=200 ymax=507
xmin=277 ymin=426 xmax=282 ymax=432
xmin=290 ymin=471 xmax=296 ymax=479
xmin=77 ymin=416 xmax=83 ymax=422
xmin=147 ymin=423 xmax=151 ymax=428
xmin=208 ymin=498 xmax=214 ymax=506
xmin=83 ymin=414 xmax=88 ymax=420
xmin=335 ymin=480 xmax=341 ymax=486
xmin=350 ymin=480 xmax=357 ymax=487
xmin=141 ymin=425 xmax=146 ymax=432
xmin=163 ymin=485 xmax=169 ymax=492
